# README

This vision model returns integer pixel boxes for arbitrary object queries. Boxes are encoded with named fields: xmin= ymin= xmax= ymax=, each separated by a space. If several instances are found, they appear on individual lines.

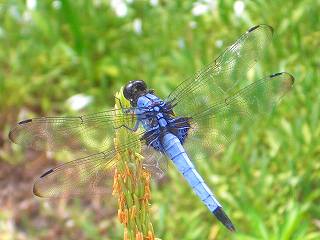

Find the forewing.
xmin=185 ymin=72 xmax=294 ymax=154
xmin=9 ymin=107 xmax=139 ymax=154
xmin=167 ymin=24 xmax=273 ymax=117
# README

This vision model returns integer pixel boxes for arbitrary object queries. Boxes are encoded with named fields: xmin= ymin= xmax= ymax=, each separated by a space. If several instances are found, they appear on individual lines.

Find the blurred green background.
xmin=0 ymin=0 xmax=319 ymax=239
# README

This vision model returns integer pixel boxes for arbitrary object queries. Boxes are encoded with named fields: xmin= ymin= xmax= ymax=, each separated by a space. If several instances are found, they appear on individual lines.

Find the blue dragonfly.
xmin=9 ymin=24 xmax=294 ymax=231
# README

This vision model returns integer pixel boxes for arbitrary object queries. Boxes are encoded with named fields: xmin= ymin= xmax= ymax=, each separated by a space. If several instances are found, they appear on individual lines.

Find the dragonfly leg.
xmin=114 ymin=96 xmax=124 ymax=108
xmin=114 ymin=120 xmax=140 ymax=132
xmin=115 ymin=96 xmax=133 ymax=114
xmin=115 ymin=96 xmax=128 ymax=110
xmin=114 ymin=124 xmax=135 ymax=131
xmin=115 ymin=97 xmax=129 ymax=112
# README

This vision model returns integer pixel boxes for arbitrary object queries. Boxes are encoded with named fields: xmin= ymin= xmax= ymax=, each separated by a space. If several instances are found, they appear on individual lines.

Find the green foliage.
xmin=0 ymin=0 xmax=319 ymax=239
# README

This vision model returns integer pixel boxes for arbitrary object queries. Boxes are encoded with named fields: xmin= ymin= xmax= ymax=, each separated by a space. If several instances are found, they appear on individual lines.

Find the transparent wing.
xmin=167 ymin=24 xmax=274 ymax=117
xmin=185 ymin=72 xmax=294 ymax=155
xmin=31 ymin=113 xmax=171 ymax=197
xmin=9 ymin=107 xmax=144 ymax=154
xmin=33 ymin=151 xmax=116 ymax=198
xmin=141 ymin=146 xmax=168 ymax=179
xmin=33 ymin=136 xmax=145 ymax=198
xmin=33 ymin=135 xmax=172 ymax=197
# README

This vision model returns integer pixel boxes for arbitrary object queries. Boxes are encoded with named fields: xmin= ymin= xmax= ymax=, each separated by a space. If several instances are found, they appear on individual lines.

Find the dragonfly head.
xmin=123 ymin=80 xmax=148 ymax=106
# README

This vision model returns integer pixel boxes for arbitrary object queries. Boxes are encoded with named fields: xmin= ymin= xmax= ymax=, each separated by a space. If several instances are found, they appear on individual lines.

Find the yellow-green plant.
xmin=112 ymin=89 xmax=156 ymax=240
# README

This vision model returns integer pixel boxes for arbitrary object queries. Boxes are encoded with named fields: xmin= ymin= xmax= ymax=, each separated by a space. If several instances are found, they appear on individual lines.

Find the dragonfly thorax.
xmin=136 ymin=93 xmax=168 ymax=129
xmin=136 ymin=93 xmax=192 ymax=152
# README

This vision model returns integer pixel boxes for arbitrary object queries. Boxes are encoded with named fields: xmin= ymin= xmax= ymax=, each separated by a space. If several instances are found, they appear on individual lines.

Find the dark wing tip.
xmin=270 ymin=72 xmax=282 ymax=78
xmin=40 ymin=169 xmax=54 ymax=178
xmin=9 ymin=119 xmax=33 ymax=143
xmin=248 ymin=24 xmax=274 ymax=35
xmin=248 ymin=25 xmax=260 ymax=32
xmin=270 ymin=72 xmax=295 ymax=85
xmin=213 ymin=207 xmax=236 ymax=232
xmin=18 ymin=119 xmax=32 ymax=125
xmin=33 ymin=169 xmax=54 ymax=197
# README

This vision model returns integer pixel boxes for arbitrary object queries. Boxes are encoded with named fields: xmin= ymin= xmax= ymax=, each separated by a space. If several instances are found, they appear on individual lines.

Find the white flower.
xmin=26 ymin=0 xmax=37 ymax=10
xmin=234 ymin=0 xmax=245 ymax=17
xmin=178 ymin=38 xmax=185 ymax=49
xmin=66 ymin=94 xmax=93 ymax=111
xmin=52 ymin=0 xmax=62 ymax=9
xmin=192 ymin=0 xmax=216 ymax=16
xmin=22 ymin=11 xmax=32 ymax=23
xmin=66 ymin=219 xmax=75 ymax=228
xmin=215 ymin=39 xmax=223 ymax=48
xmin=9 ymin=6 xmax=21 ymax=21
xmin=0 ymin=27 xmax=4 ymax=38
xmin=110 ymin=0 xmax=128 ymax=17
xmin=133 ymin=18 xmax=142 ymax=34
xmin=189 ymin=21 xmax=197 ymax=29
xmin=192 ymin=2 xmax=209 ymax=16
xmin=150 ymin=0 xmax=158 ymax=6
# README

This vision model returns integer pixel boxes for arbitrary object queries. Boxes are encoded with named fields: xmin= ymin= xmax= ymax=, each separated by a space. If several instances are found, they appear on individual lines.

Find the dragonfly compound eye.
xmin=123 ymin=80 xmax=147 ymax=104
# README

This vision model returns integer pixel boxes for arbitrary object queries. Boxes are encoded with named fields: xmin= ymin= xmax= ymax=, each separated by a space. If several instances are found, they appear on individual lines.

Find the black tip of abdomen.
xmin=213 ymin=207 xmax=236 ymax=232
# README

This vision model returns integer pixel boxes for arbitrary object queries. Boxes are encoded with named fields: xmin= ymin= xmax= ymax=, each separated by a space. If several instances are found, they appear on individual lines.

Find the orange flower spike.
xmin=135 ymin=231 xmax=143 ymax=240
xmin=147 ymin=230 xmax=155 ymax=240
xmin=142 ymin=170 xmax=151 ymax=182
xmin=118 ymin=208 xmax=129 ymax=225
xmin=124 ymin=227 xmax=129 ymax=240
xmin=144 ymin=178 xmax=150 ymax=193
xmin=112 ymin=169 xmax=119 ymax=195
xmin=143 ymin=191 xmax=150 ymax=202
xmin=142 ymin=198 xmax=149 ymax=207
xmin=130 ymin=205 xmax=137 ymax=220
xmin=143 ymin=173 xmax=151 ymax=201
xmin=123 ymin=208 xmax=129 ymax=225
xmin=120 ymin=170 xmax=127 ymax=183
xmin=118 ymin=193 xmax=126 ymax=210
xmin=118 ymin=209 xmax=123 ymax=223
xmin=125 ymin=162 xmax=132 ymax=178
xmin=117 ymin=175 xmax=123 ymax=193
xmin=114 ymin=90 xmax=157 ymax=240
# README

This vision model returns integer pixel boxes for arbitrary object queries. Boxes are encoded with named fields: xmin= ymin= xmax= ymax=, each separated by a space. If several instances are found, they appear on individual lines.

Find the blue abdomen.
xmin=162 ymin=133 xmax=221 ymax=212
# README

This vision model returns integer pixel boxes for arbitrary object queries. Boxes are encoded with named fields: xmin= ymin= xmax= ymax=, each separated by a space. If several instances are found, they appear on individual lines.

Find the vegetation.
xmin=0 ymin=0 xmax=319 ymax=239
xmin=113 ymin=90 xmax=155 ymax=240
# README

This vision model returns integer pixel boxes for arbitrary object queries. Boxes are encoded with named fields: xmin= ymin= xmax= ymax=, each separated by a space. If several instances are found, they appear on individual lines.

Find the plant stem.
xmin=112 ymin=89 xmax=156 ymax=240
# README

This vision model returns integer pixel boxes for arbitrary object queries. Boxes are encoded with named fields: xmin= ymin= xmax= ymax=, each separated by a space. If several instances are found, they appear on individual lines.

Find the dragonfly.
xmin=9 ymin=24 xmax=294 ymax=231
